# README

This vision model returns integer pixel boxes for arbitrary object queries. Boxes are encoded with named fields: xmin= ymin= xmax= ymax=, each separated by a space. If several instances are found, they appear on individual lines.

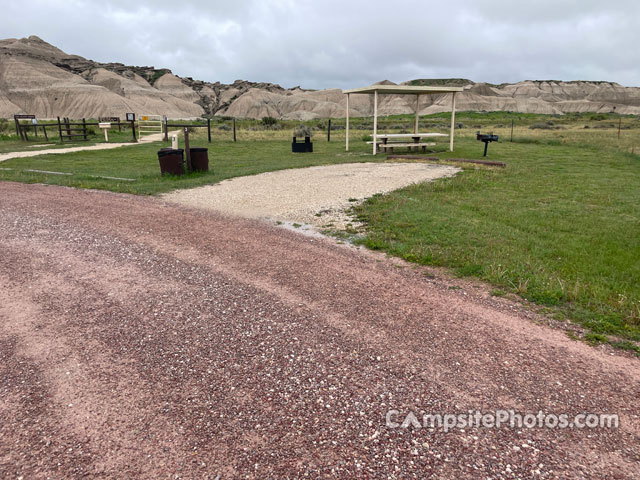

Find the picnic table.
xmin=371 ymin=133 xmax=448 ymax=153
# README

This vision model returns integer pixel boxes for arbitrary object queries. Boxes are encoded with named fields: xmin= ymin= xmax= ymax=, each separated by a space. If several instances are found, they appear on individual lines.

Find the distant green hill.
xmin=407 ymin=78 xmax=475 ymax=87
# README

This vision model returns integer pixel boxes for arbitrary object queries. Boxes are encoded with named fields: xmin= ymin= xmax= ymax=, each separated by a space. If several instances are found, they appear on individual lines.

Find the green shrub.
xmin=261 ymin=116 xmax=278 ymax=127
xmin=529 ymin=123 xmax=561 ymax=130
xmin=293 ymin=124 xmax=313 ymax=138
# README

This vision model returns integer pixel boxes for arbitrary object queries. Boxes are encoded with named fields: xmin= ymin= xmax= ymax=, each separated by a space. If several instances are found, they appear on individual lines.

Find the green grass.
xmin=0 ymin=136 xmax=374 ymax=195
xmin=0 ymin=125 xmax=138 ymax=153
xmin=353 ymin=129 xmax=640 ymax=347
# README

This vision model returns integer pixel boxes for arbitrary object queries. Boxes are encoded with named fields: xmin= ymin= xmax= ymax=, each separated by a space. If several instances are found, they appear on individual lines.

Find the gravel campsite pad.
xmin=162 ymin=162 xmax=460 ymax=229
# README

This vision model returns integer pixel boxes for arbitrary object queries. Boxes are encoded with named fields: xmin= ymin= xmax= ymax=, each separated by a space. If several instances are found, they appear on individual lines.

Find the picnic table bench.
xmin=367 ymin=132 xmax=447 ymax=153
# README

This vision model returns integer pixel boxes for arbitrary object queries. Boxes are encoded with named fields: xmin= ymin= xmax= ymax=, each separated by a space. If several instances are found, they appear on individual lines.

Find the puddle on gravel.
xmin=271 ymin=219 xmax=365 ymax=251
xmin=271 ymin=220 xmax=327 ymax=239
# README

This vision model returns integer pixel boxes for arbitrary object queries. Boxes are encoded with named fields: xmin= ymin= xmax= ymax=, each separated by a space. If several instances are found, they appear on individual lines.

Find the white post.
xmin=345 ymin=93 xmax=350 ymax=152
xmin=415 ymin=95 xmax=420 ymax=134
xmin=372 ymin=90 xmax=378 ymax=155
xmin=449 ymin=92 xmax=456 ymax=152
xmin=449 ymin=92 xmax=457 ymax=152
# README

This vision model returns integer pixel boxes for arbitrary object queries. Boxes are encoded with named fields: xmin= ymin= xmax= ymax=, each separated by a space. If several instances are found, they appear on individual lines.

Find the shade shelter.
xmin=342 ymin=84 xmax=464 ymax=154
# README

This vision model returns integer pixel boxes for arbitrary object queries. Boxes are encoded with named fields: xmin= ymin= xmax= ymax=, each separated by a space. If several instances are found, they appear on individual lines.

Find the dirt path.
xmin=0 ymin=182 xmax=638 ymax=479
xmin=163 ymin=162 xmax=459 ymax=229
xmin=0 ymin=130 xmax=170 ymax=163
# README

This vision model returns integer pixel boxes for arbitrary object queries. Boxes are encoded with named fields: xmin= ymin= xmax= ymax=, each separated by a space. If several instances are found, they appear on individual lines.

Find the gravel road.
xmin=1 ymin=182 xmax=638 ymax=479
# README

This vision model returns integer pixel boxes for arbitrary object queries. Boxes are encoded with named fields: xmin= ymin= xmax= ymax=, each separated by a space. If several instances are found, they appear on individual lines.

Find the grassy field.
xmin=1 ymin=111 xmax=639 ymax=352
xmin=350 ymin=113 xmax=640 ymax=352
xmin=0 ymin=127 xmax=137 ymax=154
xmin=0 ymin=133 xmax=375 ymax=195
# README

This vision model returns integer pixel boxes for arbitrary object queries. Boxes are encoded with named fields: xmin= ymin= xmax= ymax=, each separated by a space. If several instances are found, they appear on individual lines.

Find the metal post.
xmin=82 ymin=118 xmax=87 ymax=141
xmin=345 ymin=93 xmax=350 ymax=152
xmin=449 ymin=92 xmax=456 ymax=152
xmin=184 ymin=127 xmax=192 ymax=172
xmin=415 ymin=95 xmax=420 ymax=134
xmin=328 ymin=118 xmax=331 ymax=142
xmin=131 ymin=120 xmax=136 ymax=142
xmin=207 ymin=118 xmax=211 ymax=143
xmin=618 ymin=117 xmax=622 ymax=139
xmin=372 ymin=90 xmax=378 ymax=155
xmin=510 ymin=118 xmax=514 ymax=142
xmin=233 ymin=118 xmax=236 ymax=142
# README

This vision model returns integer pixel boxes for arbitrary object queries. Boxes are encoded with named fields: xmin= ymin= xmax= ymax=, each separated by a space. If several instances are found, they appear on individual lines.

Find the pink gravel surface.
xmin=0 ymin=182 xmax=638 ymax=479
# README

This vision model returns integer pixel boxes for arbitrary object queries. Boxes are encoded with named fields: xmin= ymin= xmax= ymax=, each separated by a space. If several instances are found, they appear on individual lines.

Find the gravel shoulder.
xmin=0 ymin=182 xmax=638 ymax=479
xmin=162 ymin=162 xmax=459 ymax=229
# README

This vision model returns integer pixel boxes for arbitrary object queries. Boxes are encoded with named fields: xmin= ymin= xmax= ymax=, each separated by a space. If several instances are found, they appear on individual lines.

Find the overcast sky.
xmin=2 ymin=0 xmax=639 ymax=88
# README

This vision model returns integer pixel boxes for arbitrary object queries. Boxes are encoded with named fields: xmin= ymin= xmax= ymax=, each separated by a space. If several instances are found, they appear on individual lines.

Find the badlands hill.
xmin=2 ymin=35 xmax=640 ymax=120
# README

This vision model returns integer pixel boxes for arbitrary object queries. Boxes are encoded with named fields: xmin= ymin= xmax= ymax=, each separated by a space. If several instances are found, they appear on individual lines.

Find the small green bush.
xmin=530 ymin=123 xmax=560 ymax=130
xmin=261 ymin=116 xmax=278 ymax=127
xmin=293 ymin=124 xmax=313 ymax=138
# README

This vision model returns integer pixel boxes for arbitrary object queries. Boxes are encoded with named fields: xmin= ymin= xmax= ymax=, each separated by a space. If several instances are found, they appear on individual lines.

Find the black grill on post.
xmin=476 ymin=133 xmax=499 ymax=157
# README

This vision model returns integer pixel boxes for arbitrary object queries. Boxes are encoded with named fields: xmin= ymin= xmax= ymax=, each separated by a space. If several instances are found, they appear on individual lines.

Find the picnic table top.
xmin=375 ymin=133 xmax=448 ymax=138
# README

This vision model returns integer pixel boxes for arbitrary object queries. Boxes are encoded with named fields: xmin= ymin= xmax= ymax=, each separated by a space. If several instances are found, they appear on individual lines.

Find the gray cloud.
xmin=2 ymin=0 xmax=639 ymax=88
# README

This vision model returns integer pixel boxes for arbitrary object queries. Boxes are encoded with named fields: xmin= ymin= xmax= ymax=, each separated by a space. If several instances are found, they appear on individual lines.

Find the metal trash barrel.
xmin=157 ymin=148 xmax=185 ymax=176
xmin=189 ymin=147 xmax=209 ymax=172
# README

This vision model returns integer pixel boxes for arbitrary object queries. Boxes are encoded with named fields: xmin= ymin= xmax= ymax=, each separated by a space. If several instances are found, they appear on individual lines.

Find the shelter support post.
xmin=449 ymin=92 xmax=457 ymax=152
xmin=415 ymin=95 xmax=420 ymax=134
xmin=373 ymin=90 xmax=378 ymax=155
xmin=345 ymin=93 xmax=350 ymax=151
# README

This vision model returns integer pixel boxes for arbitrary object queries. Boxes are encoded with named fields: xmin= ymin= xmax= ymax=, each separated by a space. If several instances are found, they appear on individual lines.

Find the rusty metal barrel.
xmin=157 ymin=148 xmax=185 ymax=176
xmin=189 ymin=147 xmax=209 ymax=172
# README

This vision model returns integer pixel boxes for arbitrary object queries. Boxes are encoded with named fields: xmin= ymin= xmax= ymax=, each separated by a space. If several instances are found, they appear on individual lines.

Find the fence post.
xmin=163 ymin=115 xmax=168 ymax=142
xmin=131 ymin=120 xmax=137 ymax=142
xmin=82 ymin=118 xmax=87 ymax=141
xmin=510 ymin=118 xmax=514 ymax=142
xmin=184 ymin=127 xmax=192 ymax=172
xmin=328 ymin=118 xmax=331 ymax=142
xmin=233 ymin=118 xmax=236 ymax=142
xmin=618 ymin=117 xmax=622 ymax=139
xmin=207 ymin=118 xmax=211 ymax=143
xmin=57 ymin=116 xmax=64 ymax=143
